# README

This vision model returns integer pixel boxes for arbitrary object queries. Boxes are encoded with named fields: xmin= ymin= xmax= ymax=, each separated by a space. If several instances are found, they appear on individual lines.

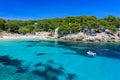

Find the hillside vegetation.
xmin=0 ymin=15 xmax=120 ymax=34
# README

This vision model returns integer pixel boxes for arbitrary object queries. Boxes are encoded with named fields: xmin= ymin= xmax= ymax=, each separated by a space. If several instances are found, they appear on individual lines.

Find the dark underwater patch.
xmin=36 ymin=53 xmax=47 ymax=56
xmin=32 ymin=60 xmax=78 ymax=80
xmin=97 ymin=51 xmax=120 ymax=60
xmin=0 ymin=55 xmax=78 ymax=80
xmin=32 ymin=60 xmax=68 ymax=80
xmin=60 ymin=41 xmax=120 ymax=60
xmin=16 ymin=66 xmax=29 ymax=73
xmin=48 ymin=60 xmax=55 ymax=64
xmin=0 ymin=55 xmax=30 ymax=73
xmin=66 ymin=73 xmax=77 ymax=80
xmin=27 ymin=45 xmax=34 ymax=47
xmin=0 ymin=55 xmax=23 ymax=67
xmin=26 ymin=40 xmax=42 ymax=43
xmin=32 ymin=69 xmax=59 ymax=80
xmin=34 ymin=62 xmax=44 ymax=67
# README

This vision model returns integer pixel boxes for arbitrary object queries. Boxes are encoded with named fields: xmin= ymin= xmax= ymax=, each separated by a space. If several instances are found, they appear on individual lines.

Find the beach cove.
xmin=1 ymin=0 xmax=120 ymax=80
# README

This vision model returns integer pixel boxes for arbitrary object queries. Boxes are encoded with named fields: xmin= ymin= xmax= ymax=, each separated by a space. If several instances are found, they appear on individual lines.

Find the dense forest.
xmin=0 ymin=15 xmax=120 ymax=34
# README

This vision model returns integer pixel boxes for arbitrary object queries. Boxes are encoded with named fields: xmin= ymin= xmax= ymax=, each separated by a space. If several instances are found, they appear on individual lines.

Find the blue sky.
xmin=0 ymin=0 xmax=120 ymax=20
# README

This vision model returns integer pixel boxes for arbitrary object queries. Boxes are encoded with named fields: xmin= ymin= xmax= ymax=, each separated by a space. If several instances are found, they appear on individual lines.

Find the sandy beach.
xmin=0 ymin=32 xmax=53 ymax=40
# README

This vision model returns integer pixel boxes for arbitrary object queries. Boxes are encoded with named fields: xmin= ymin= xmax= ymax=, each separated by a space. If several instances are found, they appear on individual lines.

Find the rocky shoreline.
xmin=0 ymin=31 xmax=120 ymax=42
xmin=60 ymin=32 xmax=120 ymax=42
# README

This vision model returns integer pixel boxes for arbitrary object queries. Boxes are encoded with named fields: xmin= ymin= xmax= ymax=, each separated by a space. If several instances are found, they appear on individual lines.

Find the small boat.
xmin=87 ymin=50 xmax=96 ymax=56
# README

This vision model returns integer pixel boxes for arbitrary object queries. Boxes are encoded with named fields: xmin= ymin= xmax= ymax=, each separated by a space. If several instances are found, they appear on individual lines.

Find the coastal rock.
xmin=117 ymin=32 xmax=120 ymax=37
xmin=61 ymin=34 xmax=84 ymax=41
xmin=59 ymin=32 xmax=120 ymax=42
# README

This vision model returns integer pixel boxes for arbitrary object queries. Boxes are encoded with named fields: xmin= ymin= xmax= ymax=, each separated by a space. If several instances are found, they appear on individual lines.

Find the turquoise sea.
xmin=0 ymin=39 xmax=120 ymax=80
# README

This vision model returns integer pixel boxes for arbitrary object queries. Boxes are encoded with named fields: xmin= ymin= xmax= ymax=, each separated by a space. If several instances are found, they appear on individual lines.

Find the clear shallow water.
xmin=0 ymin=40 xmax=120 ymax=80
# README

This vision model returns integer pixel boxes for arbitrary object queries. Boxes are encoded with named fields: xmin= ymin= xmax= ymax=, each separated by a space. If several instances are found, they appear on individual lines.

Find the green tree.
xmin=0 ymin=18 xmax=5 ymax=30
xmin=18 ymin=27 xmax=29 ymax=34
xmin=5 ymin=21 xmax=19 ymax=33
xmin=70 ymin=24 xmax=80 ymax=33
